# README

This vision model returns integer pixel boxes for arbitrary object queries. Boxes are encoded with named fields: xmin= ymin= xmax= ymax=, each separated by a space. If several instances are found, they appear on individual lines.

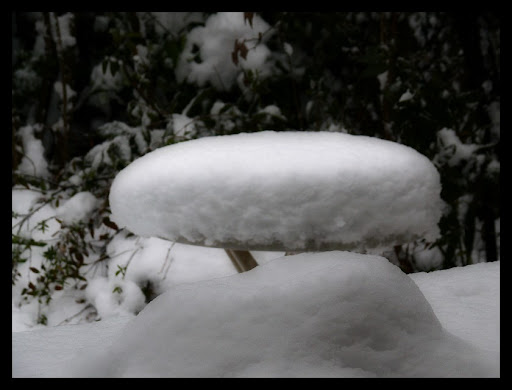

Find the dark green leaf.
xmin=103 ymin=217 xmax=119 ymax=231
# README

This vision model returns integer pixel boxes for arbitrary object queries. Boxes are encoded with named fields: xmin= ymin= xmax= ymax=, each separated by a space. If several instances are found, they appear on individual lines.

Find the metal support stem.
xmin=225 ymin=249 xmax=258 ymax=273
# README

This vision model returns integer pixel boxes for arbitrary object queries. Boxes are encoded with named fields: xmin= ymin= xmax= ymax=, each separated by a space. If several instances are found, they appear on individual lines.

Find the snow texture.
xmin=399 ymin=89 xmax=414 ymax=102
xmin=13 ymin=315 xmax=133 ymax=378
xmin=12 ymin=254 xmax=500 ymax=378
xmin=171 ymin=113 xmax=197 ymax=139
xmin=103 ymin=233 xmax=241 ymax=300
xmin=90 ymin=61 xmax=124 ymax=92
xmin=176 ymin=12 xmax=272 ymax=90
xmin=49 ymin=13 xmax=76 ymax=51
xmin=53 ymin=80 xmax=76 ymax=102
xmin=410 ymin=261 xmax=500 ymax=355
xmin=377 ymin=71 xmax=388 ymax=91
xmin=16 ymin=125 xmax=50 ymax=178
xmin=258 ymin=104 xmax=286 ymax=120
xmin=56 ymin=191 xmax=99 ymax=225
xmin=436 ymin=128 xmax=478 ymax=166
xmin=12 ymin=188 xmax=43 ymax=216
xmin=58 ymin=251 xmax=497 ymax=378
xmin=85 ymin=277 xmax=146 ymax=320
xmin=110 ymin=131 xmax=443 ymax=253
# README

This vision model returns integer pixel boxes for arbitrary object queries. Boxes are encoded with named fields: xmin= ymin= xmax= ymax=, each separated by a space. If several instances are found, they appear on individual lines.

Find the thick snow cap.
xmin=109 ymin=131 xmax=442 ymax=252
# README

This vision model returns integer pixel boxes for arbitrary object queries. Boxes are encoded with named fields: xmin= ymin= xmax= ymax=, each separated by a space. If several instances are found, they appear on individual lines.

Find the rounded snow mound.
xmin=109 ymin=131 xmax=443 ymax=252
xmin=68 ymin=252 xmax=495 ymax=377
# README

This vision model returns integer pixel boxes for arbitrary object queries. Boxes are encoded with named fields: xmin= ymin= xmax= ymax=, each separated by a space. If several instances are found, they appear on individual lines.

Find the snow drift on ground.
xmin=12 ymin=252 xmax=499 ymax=378
xmin=110 ymin=131 xmax=443 ymax=253
xmin=410 ymin=261 xmax=500 ymax=354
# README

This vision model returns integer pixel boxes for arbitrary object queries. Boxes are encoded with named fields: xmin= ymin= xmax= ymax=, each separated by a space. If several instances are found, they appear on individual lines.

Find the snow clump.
xmin=176 ymin=12 xmax=273 ymax=91
xmin=110 ymin=131 xmax=443 ymax=253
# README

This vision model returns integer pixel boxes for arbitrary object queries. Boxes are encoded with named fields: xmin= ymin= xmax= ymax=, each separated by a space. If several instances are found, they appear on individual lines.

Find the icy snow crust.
xmin=66 ymin=252 xmax=496 ymax=378
xmin=110 ymin=131 xmax=442 ymax=252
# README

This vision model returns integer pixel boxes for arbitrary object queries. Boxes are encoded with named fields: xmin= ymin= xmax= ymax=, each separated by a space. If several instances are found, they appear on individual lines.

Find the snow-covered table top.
xmin=110 ymin=131 xmax=442 ymax=252
xmin=110 ymin=131 xmax=441 ymax=251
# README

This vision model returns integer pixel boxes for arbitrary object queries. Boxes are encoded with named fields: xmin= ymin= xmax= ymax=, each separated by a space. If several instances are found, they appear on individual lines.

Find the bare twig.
xmin=57 ymin=304 xmax=94 ymax=326
xmin=160 ymin=241 xmax=176 ymax=280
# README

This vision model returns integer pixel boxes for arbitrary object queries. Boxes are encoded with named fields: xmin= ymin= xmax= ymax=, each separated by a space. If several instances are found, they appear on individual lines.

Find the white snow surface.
xmin=13 ymin=252 xmax=499 ymax=378
xmin=436 ymin=128 xmax=478 ymax=166
xmin=176 ymin=12 xmax=272 ymax=90
xmin=16 ymin=125 xmax=50 ymax=178
xmin=13 ymin=315 xmax=133 ymax=378
xmin=49 ymin=13 xmax=76 ymax=50
xmin=399 ymin=89 xmax=414 ymax=102
xmin=56 ymin=191 xmax=99 ymax=225
xmin=410 ymin=261 xmax=500 ymax=354
xmin=110 ymin=131 xmax=443 ymax=253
